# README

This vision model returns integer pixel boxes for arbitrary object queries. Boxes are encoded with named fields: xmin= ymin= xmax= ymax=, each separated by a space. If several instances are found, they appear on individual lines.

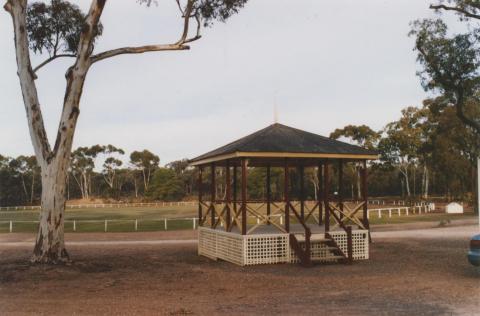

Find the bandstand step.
xmin=311 ymin=255 xmax=345 ymax=262
xmin=293 ymin=234 xmax=331 ymax=242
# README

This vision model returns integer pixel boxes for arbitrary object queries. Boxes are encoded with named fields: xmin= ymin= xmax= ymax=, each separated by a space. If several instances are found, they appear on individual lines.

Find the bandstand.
xmin=189 ymin=123 xmax=378 ymax=266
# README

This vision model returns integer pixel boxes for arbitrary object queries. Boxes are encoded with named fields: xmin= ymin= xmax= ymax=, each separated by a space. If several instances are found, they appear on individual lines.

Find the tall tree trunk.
xmin=6 ymin=0 xmax=106 ymax=263
xmin=356 ymin=166 xmax=361 ymax=200
xmin=32 ymin=161 xmax=69 ymax=263
xmin=20 ymin=174 xmax=28 ymax=202
xmin=30 ymin=171 xmax=35 ymax=204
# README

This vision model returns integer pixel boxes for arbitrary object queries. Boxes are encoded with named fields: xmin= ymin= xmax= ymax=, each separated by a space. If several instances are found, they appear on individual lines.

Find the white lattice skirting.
xmin=198 ymin=227 xmax=369 ymax=266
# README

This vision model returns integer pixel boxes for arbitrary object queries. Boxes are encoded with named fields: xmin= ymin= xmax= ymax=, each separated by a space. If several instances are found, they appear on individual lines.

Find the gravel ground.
xmin=0 ymin=225 xmax=479 ymax=315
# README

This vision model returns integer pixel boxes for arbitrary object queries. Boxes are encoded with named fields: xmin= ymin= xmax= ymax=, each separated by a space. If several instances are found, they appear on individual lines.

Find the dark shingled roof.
xmin=190 ymin=123 xmax=377 ymax=163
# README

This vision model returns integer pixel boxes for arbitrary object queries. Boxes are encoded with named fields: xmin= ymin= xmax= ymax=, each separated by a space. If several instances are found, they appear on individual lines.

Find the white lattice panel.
xmin=198 ymin=227 xmax=244 ymax=265
xmin=198 ymin=228 xmax=369 ymax=266
xmin=329 ymin=230 xmax=369 ymax=260
xmin=244 ymin=234 xmax=290 ymax=265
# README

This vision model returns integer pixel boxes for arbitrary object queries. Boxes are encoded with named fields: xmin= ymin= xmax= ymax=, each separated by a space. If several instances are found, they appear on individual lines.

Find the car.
xmin=468 ymin=234 xmax=480 ymax=267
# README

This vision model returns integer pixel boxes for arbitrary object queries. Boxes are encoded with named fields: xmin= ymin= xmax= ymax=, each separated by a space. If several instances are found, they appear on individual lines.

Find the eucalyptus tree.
xmin=130 ymin=150 xmax=160 ymax=194
xmin=5 ymin=0 xmax=248 ymax=263
xmin=101 ymin=145 xmax=125 ymax=192
xmin=411 ymin=1 xmax=480 ymax=135
xmin=378 ymin=107 xmax=425 ymax=197
xmin=330 ymin=125 xmax=380 ymax=199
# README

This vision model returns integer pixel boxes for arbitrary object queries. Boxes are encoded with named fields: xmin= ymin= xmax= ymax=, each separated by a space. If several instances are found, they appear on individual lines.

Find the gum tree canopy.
xmin=4 ymin=0 xmax=247 ymax=264
xmin=410 ymin=1 xmax=480 ymax=135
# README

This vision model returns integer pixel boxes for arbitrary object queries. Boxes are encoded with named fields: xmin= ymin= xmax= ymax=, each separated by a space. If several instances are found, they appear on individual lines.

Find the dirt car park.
xmin=0 ymin=221 xmax=479 ymax=315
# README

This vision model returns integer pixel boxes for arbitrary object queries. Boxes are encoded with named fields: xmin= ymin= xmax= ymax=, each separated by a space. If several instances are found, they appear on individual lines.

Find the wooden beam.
xmin=210 ymin=162 xmax=216 ymax=228
xmin=189 ymin=151 xmax=379 ymax=166
xmin=241 ymin=158 xmax=247 ymax=235
xmin=324 ymin=161 xmax=330 ymax=233
xmin=225 ymin=160 xmax=231 ymax=231
xmin=266 ymin=165 xmax=271 ymax=225
xmin=198 ymin=166 xmax=203 ymax=226
xmin=284 ymin=159 xmax=290 ymax=233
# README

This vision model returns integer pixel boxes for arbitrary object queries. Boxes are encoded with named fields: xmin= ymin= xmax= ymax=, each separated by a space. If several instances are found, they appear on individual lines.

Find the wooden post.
xmin=362 ymin=160 xmax=368 ymax=223
xmin=318 ymin=162 xmax=323 ymax=225
xmin=198 ymin=166 xmax=203 ymax=226
xmin=284 ymin=160 xmax=290 ymax=233
xmin=266 ymin=165 xmax=271 ymax=225
xmin=241 ymin=159 xmax=248 ymax=235
xmin=211 ymin=163 xmax=216 ymax=228
xmin=225 ymin=161 xmax=231 ymax=231
xmin=300 ymin=165 xmax=305 ymax=222
xmin=338 ymin=160 xmax=344 ymax=220
xmin=233 ymin=165 xmax=237 ymax=216
xmin=324 ymin=161 xmax=330 ymax=232
xmin=361 ymin=160 xmax=371 ymax=242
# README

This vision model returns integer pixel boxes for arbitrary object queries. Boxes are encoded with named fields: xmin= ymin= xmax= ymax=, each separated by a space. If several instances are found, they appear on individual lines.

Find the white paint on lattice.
xmin=198 ymin=227 xmax=369 ymax=266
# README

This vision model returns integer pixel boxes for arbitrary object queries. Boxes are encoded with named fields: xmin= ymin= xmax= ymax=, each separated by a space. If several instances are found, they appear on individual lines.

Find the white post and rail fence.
xmin=0 ymin=202 xmax=434 ymax=233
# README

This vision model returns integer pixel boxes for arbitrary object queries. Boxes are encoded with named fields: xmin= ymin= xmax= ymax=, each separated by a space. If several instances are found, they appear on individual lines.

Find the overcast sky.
xmin=0 ymin=0 xmax=451 ymax=165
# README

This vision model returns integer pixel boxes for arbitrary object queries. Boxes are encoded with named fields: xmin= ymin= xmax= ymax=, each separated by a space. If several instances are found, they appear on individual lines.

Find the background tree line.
xmin=1 ymin=95 xmax=478 ymax=206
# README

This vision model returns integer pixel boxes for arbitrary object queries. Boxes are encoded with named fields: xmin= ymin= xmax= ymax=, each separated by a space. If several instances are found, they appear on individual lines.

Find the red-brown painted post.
xmin=266 ymin=165 xmax=271 ymax=225
xmin=198 ymin=166 xmax=203 ymax=226
xmin=324 ymin=161 xmax=330 ymax=232
xmin=346 ymin=225 xmax=353 ymax=264
xmin=318 ymin=162 xmax=323 ymax=225
xmin=225 ymin=160 xmax=231 ymax=231
xmin=300 ymin=165 xmax=305 ymax=222
xmin=284 ymin=159 xmax=290 ymax=233
xmin=338 ymin=160 xmax=344 ymax=220
xmin=241 ymin=159 xmax=247 ymax=235
xmin=210 ymin=162 xmax=216 ymax=228
xmin=233 ymin=165 xmax=237 ymax=214
xmin=362 ymin=160 xmax=372 ymax=243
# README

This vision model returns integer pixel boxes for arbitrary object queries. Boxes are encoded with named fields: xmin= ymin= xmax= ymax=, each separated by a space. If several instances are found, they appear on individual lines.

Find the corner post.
xmin=233 ymin=165 xmax=237 ymax=215
xmin=241 ymin=159 xmax=248 ymax=235
xmin=198 ymin=166 xmax=203 ymax=226
xmin=210 ymin=162 xmax=216 ymax=228
xmin=318 ymin=162 xmax=324 ymax=225
xmin=225 ymin=160 xmax=231 ymax=231
xmin=362 ymin=160 xmax=372 ymax=242
xmin=266 ymin=165 xmax=271 ymax=225
xmin=284 ymin=159 xmax=290 ymax=233
xmin=300 ymin=165 xmax=305 ymax=222
xmin=324 ymin=161 xmax=330 ymax=233
xmin=338 ymin=160 xmax=344 ymax=219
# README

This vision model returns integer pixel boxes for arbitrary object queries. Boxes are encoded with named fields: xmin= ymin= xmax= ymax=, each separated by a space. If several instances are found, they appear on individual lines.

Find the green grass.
xmin=0 ymin=204 xmax=476 ymax=233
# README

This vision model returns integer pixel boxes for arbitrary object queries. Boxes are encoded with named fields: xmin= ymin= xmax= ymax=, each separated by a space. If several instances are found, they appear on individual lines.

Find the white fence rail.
xmin=0 ymin=202 xmax=197 ymax=211
xmin=0 ymin=200 xmax=432 ymax=211
xmin=0 ymin=203 xmax=434 ymax=233
xmin=0 ymin=217 xmax=198 ymax=233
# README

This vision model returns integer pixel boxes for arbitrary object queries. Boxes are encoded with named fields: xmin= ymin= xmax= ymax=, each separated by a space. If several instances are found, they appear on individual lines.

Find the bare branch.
xmin=430 ymin=4 xmax=480 ymax=20
xmin=5 ymin=0 xmax=52 ymax=165
xmin=33 ymin=54 xmax=76 ymax=73
xmin=90 ymin=0 xmax=201 ymax=64
xmin=52 ymin=0 xmax=107 ymax=160
xmin=91 ymin=43 xmax=191 ymax=63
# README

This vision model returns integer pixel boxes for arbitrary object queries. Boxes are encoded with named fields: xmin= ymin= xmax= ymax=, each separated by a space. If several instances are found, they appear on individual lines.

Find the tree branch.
xmin=455 ymin=90 xmax=480 ymax=134
xmin=5 ymin=0 xmax=52 ymax=166
xmin=52 ymin=0 xmax=107 ymax=161
xmin=33 ymin=54 xmax=76 ymax=73
xmin=430 ymin=4 xmax=480 ymax=20
xmin=90 ymin=0 xmax=201 ymax=64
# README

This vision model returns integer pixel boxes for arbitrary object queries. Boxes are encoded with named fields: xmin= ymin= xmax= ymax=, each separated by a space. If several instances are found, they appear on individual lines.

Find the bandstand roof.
xmin=189 ymin=123 xmax=378 ymax=167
